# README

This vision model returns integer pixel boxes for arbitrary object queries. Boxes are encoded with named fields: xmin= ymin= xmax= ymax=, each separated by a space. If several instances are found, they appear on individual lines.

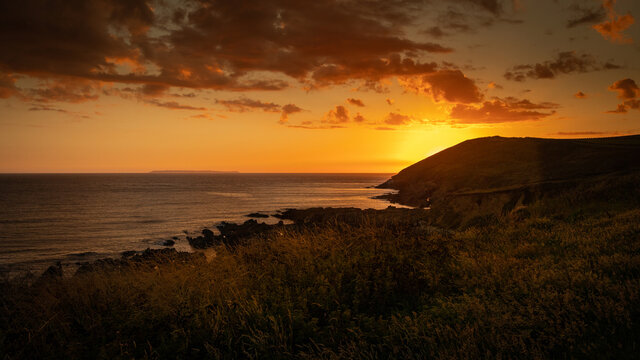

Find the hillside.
xmin=379 ymin=135 xmax=640 ymax=209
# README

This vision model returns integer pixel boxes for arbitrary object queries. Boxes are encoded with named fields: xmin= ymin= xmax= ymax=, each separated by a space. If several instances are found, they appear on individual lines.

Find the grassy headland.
xmin=2 ymin=135 xmax=640 ymax=359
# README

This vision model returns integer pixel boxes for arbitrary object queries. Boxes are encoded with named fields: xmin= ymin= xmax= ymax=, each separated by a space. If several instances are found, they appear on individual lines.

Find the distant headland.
xmin=149 ymin=170 xmax=239 ymax=174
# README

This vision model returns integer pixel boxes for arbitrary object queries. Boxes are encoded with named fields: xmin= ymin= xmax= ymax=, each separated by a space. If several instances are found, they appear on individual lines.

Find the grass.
xmin=2 ymin=196 xmax=640 ymax=359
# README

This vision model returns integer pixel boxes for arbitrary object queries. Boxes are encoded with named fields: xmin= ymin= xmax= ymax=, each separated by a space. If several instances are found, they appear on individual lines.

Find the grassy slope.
xmin=1 ymin=176 xmax=640 ymax=359
xmin=379 ymin=135 xmax=640 ymax=207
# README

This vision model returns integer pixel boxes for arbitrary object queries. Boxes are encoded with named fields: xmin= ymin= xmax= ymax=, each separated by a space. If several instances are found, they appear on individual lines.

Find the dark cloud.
xmin=27 ymin=80 xmax=101 ymax=103
xmin=310 ymin=55 xmax=441 ymax=89
xmin=0 ymin=0 xmax=460 ymax=102
xmin=429 ymin=1 xmax=521 ymax=40
xmin=354 ymin=113 xmax=366 ymax=122
xmin=28 ymin=105 xmax=68 ymax=113
xmin=593 ymin=0 xmax=635 ymax=44
xmin=347 ymin=98 xmax=365 ymax=107
xmin=607 ymin=78 xmax=640 ymax=113
xmin=384 ymin=112 xmax=417 ymax=125
xmin=566 ymin=3 xmax=607 ymax=28
xmin=145 ymin=99 xmax=207 ymax=111
xmin=216 ymin=98 xmax=281 ymax=113
xmin=575 ymin=91 xmax=588 ymax=99
xmin=0 ymin=72 xmax=18 ymax=99
xmin=460 ymin=0 xmax=503 ymax=15
xmin=279 ymin=103 xmax=304 ymax=124
xmin=609 ymin=78 xmax=639 ymax=100
xmin=375 ymin=126 xmax=396 ymax=130
xmin=323 ymin=105 xmax=351 ymax=124
xmin=448 ymin=97 xmax=558 ymax=123
xmin=401 ymin=69 xmax=483 ymax=104
xmin=423 ymin=26 xmax=448 ymax=38
xmin=215 ymin=97 xmax=303 ymax=123
xmin=504 ymin=51 xmax=620 ymax=81
xmin=286 ymin=123 xmax=345 ymax=130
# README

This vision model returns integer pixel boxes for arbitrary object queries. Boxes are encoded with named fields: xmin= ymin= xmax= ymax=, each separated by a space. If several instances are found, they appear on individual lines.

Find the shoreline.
xmin=7 ymin=204 xmax=413 ymax=279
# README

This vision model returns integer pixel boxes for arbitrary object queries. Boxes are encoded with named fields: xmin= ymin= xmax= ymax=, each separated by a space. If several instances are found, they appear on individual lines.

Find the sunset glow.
xmin=1 ymin=0 xmax=638 ymax=172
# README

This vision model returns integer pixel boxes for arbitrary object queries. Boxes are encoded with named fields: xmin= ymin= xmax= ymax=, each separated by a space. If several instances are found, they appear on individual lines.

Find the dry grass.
xmin=1 ymin=200 xmax=640 ymax=359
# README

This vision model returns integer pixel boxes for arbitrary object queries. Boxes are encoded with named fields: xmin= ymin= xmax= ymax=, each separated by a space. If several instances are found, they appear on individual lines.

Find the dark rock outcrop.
xmin=246 ymin=212 xmax=270 ymax=218
xmin=41 ymin=261 xmax=63 ymax=278
xmin=76 ymin=248 xmax=205 ymax=275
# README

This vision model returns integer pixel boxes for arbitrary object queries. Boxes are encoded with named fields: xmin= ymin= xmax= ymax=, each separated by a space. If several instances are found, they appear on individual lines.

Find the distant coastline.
xmin=149 ymin=170 xmax=240 ymax=174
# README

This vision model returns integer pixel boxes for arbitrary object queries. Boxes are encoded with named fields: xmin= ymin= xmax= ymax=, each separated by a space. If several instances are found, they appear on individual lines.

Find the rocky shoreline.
xmin=38 ymin=206 xmax=423 ymax=280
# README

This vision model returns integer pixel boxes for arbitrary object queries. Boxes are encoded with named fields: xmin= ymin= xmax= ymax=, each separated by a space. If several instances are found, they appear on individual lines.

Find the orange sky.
xmin=1 ymin=0 xmax=639 ymax=173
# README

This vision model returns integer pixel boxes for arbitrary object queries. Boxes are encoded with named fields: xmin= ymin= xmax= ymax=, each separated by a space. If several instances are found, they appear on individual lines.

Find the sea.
xmin=0 ymin=173 xmax=397 ymax=274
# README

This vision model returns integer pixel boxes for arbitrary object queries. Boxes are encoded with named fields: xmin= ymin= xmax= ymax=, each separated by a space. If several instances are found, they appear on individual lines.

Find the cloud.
xmin=215 ymin=97 xmax=303 ymax=123
xmin=323 ymin=105 xmax=351 ymax=124
xmin=609 ymin=78 xmax=639 ymax=99
xmin=400 ymin=69 xmax=483 ymax=104
xmin=606 ymin=104 xmax=629 ymax=114
xmin=28 ymin=105 xmax=68 ymax=113
xmin=353 ymin=113 xmax=366 ymax=122
xmin=504 ymin=51 xmax=620 ymax=81
xmin=375 ymin=126 xmax=396 ymax=131
xmin=0 ymin=71 xmax=18 ymax=98
xmin=347 ymin=98 xmax=365 ymax=107
xmin=384 ymin=112 xmax=413 ymax=125
xmin=0 ymin=0 xmax=457 ymax=101
xmin=189 ymin=113 xmax=215 ymax=120
xmin=555 ymin=131 xmax=606 ymax=136
xmin=566 ymin=3 xmax=607 ymax=28
xmin=385 ymin=98 xmax=395 ymax=105
xmin=145 ymin=100 xmax=207 ymax=111
xmin=487 ymin=81 xmax=503 ymax=89
xmin=27 ymin=79 xmax=101 ymax=103
xmin=279 ymin=104 xmax=304 ymax=124
xmin=310 ymin=55 xmax=441 ymax=89
xmin=424 ymin=26 xmax=448 ymax=38
xmin=216 ymin=98 xmax=281 ymax=113
xmin=448 ymin=97 xmax=558 ymax=123
xmin=287 ymin=123 xmax=345 ymax=130
xmin=607 ymin=78 xmax=640 ymax=113
xmin=574 ymin=91 xmax=588 ymax=99
xmin=593 ymin=0 xmax=635 ymax=44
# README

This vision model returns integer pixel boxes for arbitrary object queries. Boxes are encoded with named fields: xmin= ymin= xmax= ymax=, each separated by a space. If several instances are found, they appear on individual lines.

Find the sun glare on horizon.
xmin=0 ymin=0 xmax=639 ymax=172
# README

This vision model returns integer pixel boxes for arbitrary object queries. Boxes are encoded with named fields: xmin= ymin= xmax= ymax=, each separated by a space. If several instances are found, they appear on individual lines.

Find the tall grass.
xmin=2 ymin=204 xmax=640 ymax=359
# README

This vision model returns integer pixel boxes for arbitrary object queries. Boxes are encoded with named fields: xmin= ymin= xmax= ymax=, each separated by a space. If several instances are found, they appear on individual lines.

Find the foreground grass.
xmin=1 ymin=205 xmax=640 ymax=359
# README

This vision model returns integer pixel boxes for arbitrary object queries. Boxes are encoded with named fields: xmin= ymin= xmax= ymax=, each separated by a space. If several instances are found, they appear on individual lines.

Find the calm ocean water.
xmin=0 ymin=173 xmax=396 ymax=273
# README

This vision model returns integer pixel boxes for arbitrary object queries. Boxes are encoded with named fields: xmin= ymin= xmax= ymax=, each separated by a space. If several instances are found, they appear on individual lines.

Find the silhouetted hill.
xmin=379 ymin=135 xmax=640 ymax=208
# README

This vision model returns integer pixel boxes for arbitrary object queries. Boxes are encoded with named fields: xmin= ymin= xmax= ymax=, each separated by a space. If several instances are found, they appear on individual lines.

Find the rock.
xmin=41 ymin=261 xmax=63 ymax=278
xmin=202 ymin=228 xmax=215 ymax=241
xmin=246 ymin=212 xmax=269 ymax=218
xmin=188 ymin=228 xmax=217 ymax=249
xmin=187 ymin=236 xmax=209 ymax=249
xmin=76 ymin=248 xmax=206 ymax=275
xmin=162 ymin=239 xmax=175 ymax=246
xmin=121 ymin=250 xmax=137 ymax=258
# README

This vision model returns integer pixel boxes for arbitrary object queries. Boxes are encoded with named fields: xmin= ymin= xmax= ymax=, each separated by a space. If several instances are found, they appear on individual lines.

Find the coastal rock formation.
xmin=75 ymin=248 xmax=205 ymax=275
xmin=378 ymin=135 xmax=640 ymax=225
xmin=245 ymin=212 xmax=270 ymax=218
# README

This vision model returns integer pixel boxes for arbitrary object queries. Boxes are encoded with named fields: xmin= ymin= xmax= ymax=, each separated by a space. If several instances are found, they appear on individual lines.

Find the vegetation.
xmin=379 ymin=135 xmax=640 ymax=207
xmin=3 ymin=135 xmax=640 ymax=359
xmin=2 ymin=179 xmax=640 ymax=359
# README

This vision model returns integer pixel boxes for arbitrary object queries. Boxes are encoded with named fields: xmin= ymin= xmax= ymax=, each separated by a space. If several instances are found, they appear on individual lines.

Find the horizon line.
xmin=0 ymin=171 xmax=397 ymax=175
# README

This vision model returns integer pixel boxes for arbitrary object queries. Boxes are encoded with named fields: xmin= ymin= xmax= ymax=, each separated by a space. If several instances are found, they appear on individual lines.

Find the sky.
xmin=0 ymin=0 xmax=639 ymax=173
